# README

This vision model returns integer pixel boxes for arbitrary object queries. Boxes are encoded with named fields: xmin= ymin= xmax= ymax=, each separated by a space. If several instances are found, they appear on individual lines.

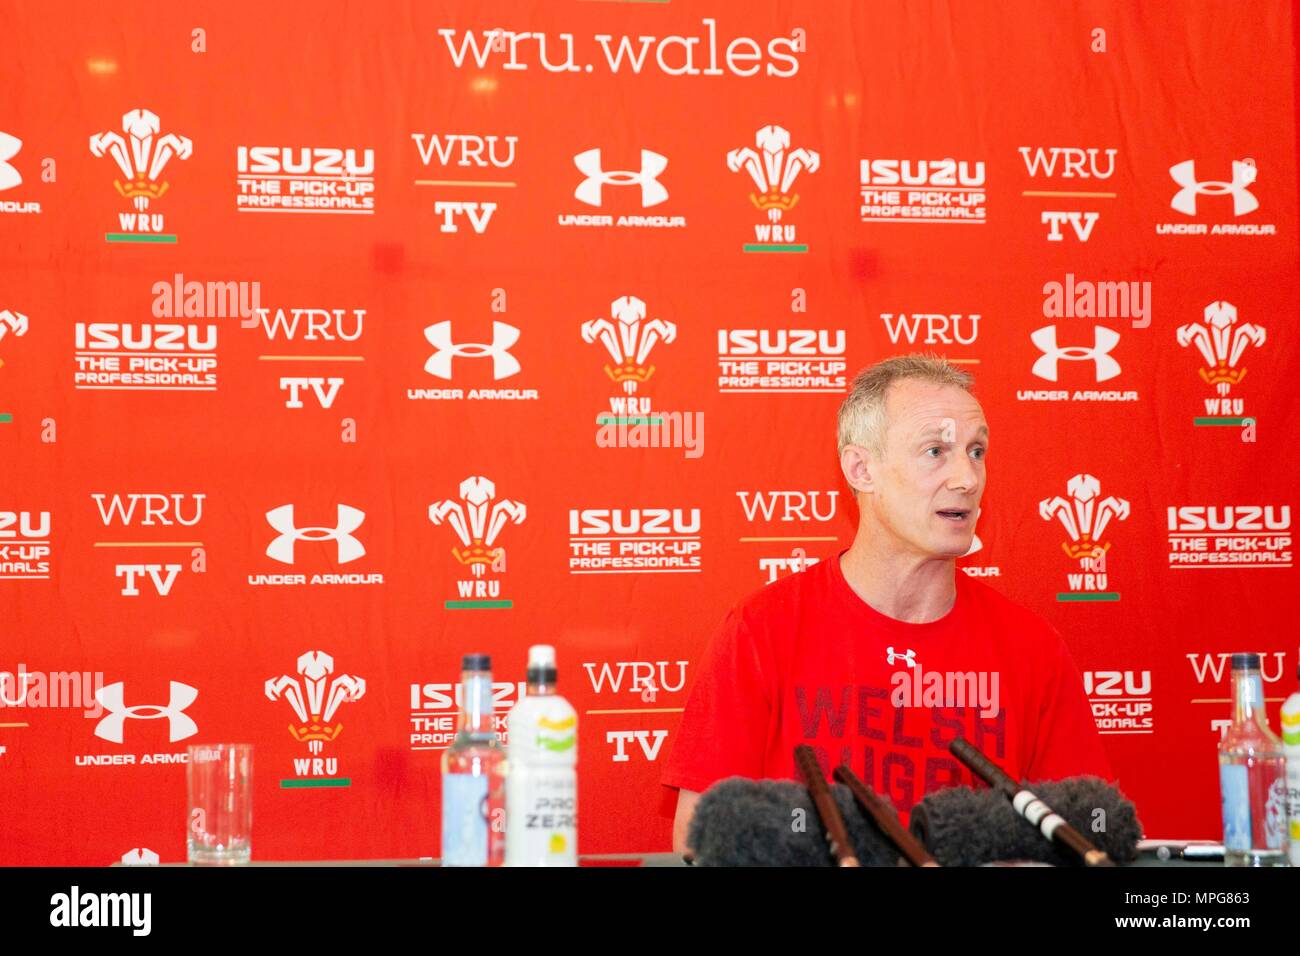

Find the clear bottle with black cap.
xmin=1218 ymin=652 xmax=1288 ymax=866
xmin=441 ymin=653 xmax=506 ymax=866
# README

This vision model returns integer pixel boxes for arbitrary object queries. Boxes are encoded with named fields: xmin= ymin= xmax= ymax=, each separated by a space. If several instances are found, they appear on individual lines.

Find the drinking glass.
xmin=187 ymin=743 xmax=253 ymax=865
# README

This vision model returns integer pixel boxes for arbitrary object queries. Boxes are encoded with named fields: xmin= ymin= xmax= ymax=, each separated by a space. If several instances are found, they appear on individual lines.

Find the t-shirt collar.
xmin=827 ymin=547 xmax=966 ymax=637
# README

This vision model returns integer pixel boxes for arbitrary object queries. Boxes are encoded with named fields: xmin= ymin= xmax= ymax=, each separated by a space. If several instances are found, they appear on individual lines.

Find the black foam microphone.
xmin=687 ymin=776 xmax=903 ymax=866
xmin=908 ymin=776 xmax=1143 ymax=867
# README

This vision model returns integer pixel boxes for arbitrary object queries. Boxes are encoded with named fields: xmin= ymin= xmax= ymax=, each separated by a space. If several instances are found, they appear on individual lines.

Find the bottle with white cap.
xmin=505 ymin=644 xmax=578 ymax=866
xmin=1282 ymin=661 xmax=1300 ymax=866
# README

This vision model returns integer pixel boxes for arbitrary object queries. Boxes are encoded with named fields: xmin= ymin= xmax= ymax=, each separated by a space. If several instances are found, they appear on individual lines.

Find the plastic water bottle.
xmin=505 ymin=645 xmax=578 ymax=866
xmin=1281 ymin=663 xmax=1300 ymax=866
xmin=441 ymin=653 xmax=506 ymax=866
xmin=1218 ymin=652 xmax=1288 ymax=866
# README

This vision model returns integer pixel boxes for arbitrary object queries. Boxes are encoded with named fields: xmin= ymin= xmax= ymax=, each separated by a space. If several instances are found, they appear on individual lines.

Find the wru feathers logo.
xmin=429 ymin=476 xmax=525 ymax=577
xmin=1040 ymin=474 xmax=1130 ymax=560
xmin=581 ymin=294 xmax=677 ymax=394
xmin=265 ymin=651 xmax=366 ymax=755
xmin=90 ymin=109 xmax=192 ymax=210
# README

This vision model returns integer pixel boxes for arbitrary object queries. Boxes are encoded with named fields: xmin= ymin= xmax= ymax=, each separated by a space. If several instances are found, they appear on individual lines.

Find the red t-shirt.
xmin=661 ymin=551 xmax=1112 ymax=823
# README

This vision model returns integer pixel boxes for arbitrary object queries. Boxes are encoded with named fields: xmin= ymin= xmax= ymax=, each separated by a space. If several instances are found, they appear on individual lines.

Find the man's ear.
xmin=839 ymin=443 xmax=875 ymax=496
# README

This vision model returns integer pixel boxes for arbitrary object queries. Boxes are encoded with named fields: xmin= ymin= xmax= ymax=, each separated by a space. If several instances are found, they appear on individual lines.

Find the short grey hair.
xmin=836 ymin=354 xmax=974 ymax=455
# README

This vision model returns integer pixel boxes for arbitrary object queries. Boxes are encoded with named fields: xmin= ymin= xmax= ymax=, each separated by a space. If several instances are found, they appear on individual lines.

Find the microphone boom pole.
xmin=794 ymin=745 xmax=861 ymax=867
xmin=832 ymin=764 xmax=940 ymax=867
xmin=949 ymin=736 xmax=1114 ymax=867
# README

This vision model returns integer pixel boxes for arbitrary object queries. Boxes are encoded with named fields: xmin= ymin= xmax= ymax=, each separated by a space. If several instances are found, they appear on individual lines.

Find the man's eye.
xmin=925 ymin=446 xmax=943 ymax=458
xmin=971 ymin=446 xmax=986 ymax=460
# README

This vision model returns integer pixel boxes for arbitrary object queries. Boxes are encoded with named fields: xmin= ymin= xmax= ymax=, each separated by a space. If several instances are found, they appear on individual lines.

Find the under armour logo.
xmin=424 ymin=321 xmax=520 ymax=380
xmin=886 ymin=647 xmax=916 ymax=668
xmin=1031 ymin=325 xmax=1121 ymax=382
xmin=573 ymin=148 xmax=668 ymax=207
xmin=93 ymin=681 xmax=198 ymax=744
xmin=266 ymin=504 xmax=366 ymax=565
xmin=0 ymin=132 xmax=21 ymax=191
xmin=1169 ymin=159 xmax=1259 ymax=217
xmin=0 ymin=309 xmax=28 ymax=341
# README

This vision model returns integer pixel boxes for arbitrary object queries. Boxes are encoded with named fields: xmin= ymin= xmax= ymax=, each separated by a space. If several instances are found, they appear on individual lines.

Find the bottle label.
xmin=536 ymin=714 xmax=577 ymax=755
xmin=1219 ymin=764 xmax=1251 ymax=852
xmin=1264 ymin=778 xmax=1286 ymax=850
xmin=442 ymin=774 xmax=489 ymax=865
xmin=1288 ymin=759 xmax=1300 ymax=864
xmin=506 ymin=768 xmax=577 ymax=864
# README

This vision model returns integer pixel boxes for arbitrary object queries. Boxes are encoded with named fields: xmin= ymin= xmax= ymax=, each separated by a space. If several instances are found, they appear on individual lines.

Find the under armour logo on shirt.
xmin=886 ymin=646 xmax=916 ymax=668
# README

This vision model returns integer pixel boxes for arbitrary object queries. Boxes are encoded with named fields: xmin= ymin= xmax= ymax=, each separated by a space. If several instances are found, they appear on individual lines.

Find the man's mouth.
xmin=936 ymin=508 xmax=972 ymax=523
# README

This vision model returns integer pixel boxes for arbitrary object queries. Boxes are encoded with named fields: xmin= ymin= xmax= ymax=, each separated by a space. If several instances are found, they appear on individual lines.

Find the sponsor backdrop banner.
xmin=0 ymin=0 xmax=1296 ymax=864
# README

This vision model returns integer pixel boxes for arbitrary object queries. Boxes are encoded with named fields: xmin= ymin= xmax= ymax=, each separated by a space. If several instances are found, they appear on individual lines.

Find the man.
xmin=661 ymin=354 xmax=1111 ymax=855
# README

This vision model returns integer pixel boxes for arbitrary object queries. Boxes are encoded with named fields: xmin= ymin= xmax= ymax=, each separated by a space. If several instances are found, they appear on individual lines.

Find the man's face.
xmin=860 ymin=379 xmax=988 ymax=558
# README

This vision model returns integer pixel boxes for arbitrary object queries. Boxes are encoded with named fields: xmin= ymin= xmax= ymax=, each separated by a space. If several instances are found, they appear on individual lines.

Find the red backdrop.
xmin=0 ymin=0 xmax=1297 ymax=864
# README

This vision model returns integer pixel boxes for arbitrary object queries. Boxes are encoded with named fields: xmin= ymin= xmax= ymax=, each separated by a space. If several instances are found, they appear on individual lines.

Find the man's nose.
xmin=947 ymin=453 xmax=979 ymax=492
